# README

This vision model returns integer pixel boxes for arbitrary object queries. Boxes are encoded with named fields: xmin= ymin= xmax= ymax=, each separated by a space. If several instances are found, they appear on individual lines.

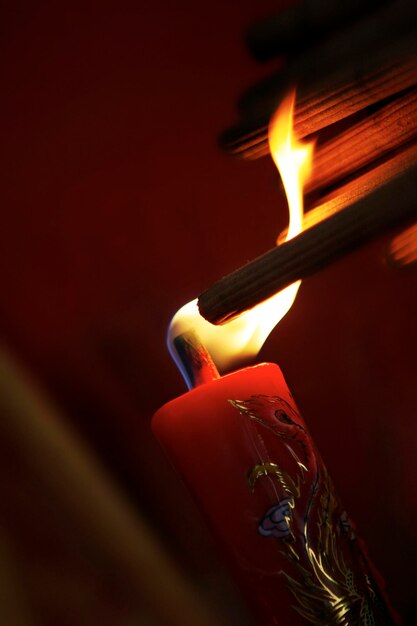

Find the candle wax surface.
xmin=152 ymin=363 xmax=396 ymax=626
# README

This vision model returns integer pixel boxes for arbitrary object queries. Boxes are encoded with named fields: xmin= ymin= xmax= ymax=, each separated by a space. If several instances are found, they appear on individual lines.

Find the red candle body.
xmin=152 ymin=363 xmax=396 ymax=625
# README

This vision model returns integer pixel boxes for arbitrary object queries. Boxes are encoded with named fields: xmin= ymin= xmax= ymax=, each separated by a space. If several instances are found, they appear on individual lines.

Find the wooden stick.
xmin=306 ymin=88 xmax=417 ymax=193
xmin=172 ymin=331 xmax=220 ymax=390
xmin=220 ymin=59 xmax=417 ymax=160
xmin=246 ymin=0 xmax=387 ymax=62
xmin=0 ymin=350 xmax=225 ymax=626
xmin=198 ymin=166 xmax=417 ymax=325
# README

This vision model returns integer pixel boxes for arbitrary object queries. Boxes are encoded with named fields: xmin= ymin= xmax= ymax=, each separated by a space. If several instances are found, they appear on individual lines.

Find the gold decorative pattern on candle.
xmin=230 ymin=394 xmax=385 ymax=625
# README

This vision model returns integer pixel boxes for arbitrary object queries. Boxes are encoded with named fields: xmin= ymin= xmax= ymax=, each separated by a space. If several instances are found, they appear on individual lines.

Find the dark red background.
xmin=1 ymin=1 xmax=416 ymax=623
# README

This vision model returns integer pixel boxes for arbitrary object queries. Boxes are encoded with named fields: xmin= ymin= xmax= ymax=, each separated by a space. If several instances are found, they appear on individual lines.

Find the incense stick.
xmin=306 ymin=88 xmax=417 ymax=193
xmin=388 ymin=222 xmax=417 ymax=267
xmin=221 ymin=60 xmax=417 ymax=160
xmin=198 ymin=166 xmax=417 ymax=325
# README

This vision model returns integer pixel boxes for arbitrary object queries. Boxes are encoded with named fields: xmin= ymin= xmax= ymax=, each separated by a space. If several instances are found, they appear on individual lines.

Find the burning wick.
xmin=173 ymin=332 xmax=219 ymax=390
xmin=168 ymin=90 xmax=314 ymax=383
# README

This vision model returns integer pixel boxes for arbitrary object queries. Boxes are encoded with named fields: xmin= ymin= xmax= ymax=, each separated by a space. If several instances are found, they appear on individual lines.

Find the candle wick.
xmin=172 ymin=331 xmax=220 ymax=390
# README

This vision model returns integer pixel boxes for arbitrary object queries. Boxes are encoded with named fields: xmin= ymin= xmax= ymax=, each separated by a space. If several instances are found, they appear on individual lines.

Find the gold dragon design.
xmin=230 ymin=395 xmax=394 ymax=626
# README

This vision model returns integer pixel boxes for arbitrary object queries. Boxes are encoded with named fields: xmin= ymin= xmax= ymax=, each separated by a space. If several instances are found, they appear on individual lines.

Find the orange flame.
xmin=168 ymin=90 xmax=314 ymax=371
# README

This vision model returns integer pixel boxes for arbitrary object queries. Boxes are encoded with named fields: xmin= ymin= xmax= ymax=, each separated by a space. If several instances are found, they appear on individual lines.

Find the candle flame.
xmin=168 ymin=90 xmax=314 ymax=372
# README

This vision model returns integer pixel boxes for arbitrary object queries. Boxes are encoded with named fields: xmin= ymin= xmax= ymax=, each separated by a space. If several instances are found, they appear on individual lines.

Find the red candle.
xmin=152 ymin=361 xmax=397 ymax=625
xmin=153 ymin=90 xmax=398 ymax=625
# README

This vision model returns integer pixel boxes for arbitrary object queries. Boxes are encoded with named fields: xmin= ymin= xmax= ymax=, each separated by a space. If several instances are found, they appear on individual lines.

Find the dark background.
xmin=1 ymin=1 xmax=416 ymax=624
